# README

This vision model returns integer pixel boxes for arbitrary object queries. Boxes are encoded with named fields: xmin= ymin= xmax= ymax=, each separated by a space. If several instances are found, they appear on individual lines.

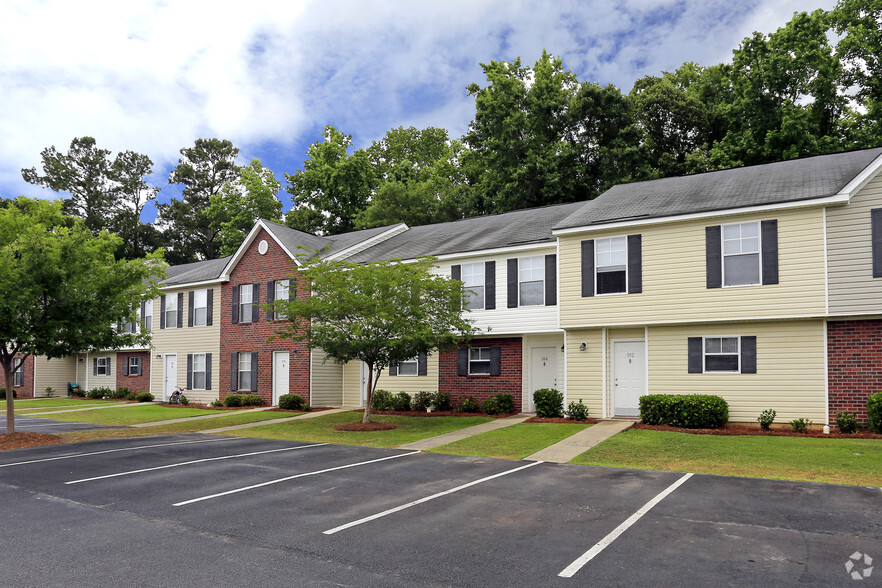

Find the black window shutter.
xmin=706 ymin=226 xmax=722 ymax=289
xmin=108 ymin=359 xmax=111 ymax=376
xmin=457 ymin=348 xmax=468 ymax=376
xmin=873 ymin=209 xmax=882 ymax=278
xmin=188 ymin=291 xmax=195 ymax=327
xmin=389 ymin=363 xmax=398 ymax=376
xmin=485 ymin=261 xmax=496 ymax=310
xmin=451 ymin=265 xmax=461 ymax=281
xmin=186 ymin=354 xmax=193 ymax=390
xmin=140 ymin=302 xmax=146 ymax=327
xmin=177 ymin=292 xmax=184 ymax=328
xmin=545 ymin=254 xmax=557 ymax=306
xmin=230 ymin=353 xmax=238 ymax=391
xmin=160 ymin=295 xmax=166 ymax=329
xmin=761 ymin=220 xmax=778 ymax=285
xmin=206 ymin=288 xmax=213 ymax=326
xmin=627 ymin=235 xmax=642 ymax=294
xmin=252 ymin=283 xmax=260 ymax=323
xmin=741 ymin=336 xmax=757 ymax=374
xmin=688 ymin=337 xmax=703 ymax=373
xmin=206 ymin=353 xmax=213 ymax=389
xmin=489 ymin=346 xmax=502 ymax=376
xmin=123 ymin=357 xmax=129 ymax=377
xmin=93 ymin=358 xmax=97 ymax=376
xmin=232 ymin=285 xmax=239 ymax=324
xmin=267 ymin=280 xmax=275 ymax=320
xmin=581 ymin=240 xmax=594 ymax=297
xmin=250 ymin=352 xmax=258 ymax=391
xmin=507 ymin=258 xmax=518 ymax=308
xmin=418 ymin=352 xmax=428 ymax=376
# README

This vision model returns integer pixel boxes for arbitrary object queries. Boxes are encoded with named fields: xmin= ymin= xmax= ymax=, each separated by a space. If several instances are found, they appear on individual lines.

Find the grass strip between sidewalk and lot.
xmin=32 ymin=404 xmax=244 ymax=426
xmin=427 ymin=422 xmax=593 ymax=460
xmin=571 ymin=429 xmax=882 ymax=486
xmin=7 ymin=399 xmax=126 ymax=411
xmin=228 ymin=411 xmax=493 ymax=448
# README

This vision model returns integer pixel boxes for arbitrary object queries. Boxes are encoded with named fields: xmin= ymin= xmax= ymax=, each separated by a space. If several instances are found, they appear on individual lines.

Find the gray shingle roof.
xmin=555 ymin=147 xmax=882 ymax=230
xmin=348 ymin=201 xmax=586 ymax=263
xmin=163 ymin=256 xmax=231 ymax=286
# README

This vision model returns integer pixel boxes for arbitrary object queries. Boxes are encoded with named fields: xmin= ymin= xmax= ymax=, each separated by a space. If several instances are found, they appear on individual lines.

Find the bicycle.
xmin=169 ymin=387 xmax=184 ymax=404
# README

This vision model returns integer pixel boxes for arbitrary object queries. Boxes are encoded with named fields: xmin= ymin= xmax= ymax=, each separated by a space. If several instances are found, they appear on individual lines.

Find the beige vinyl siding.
xmin=560 ymin=208 xmax=827 ymax=328
xmin=827 ymin=172 xmax=882 ymax=315
xmin=647 ymin=320 xmax=826 ymax=423
xmin=373 ymin=353 xmax=440 ymax=396
xmin=342 ymin=360 xmax=364 ymax=407
xmin=33 ymin=356 xmax=78 ymax=397
xmin=149 ymin=287 xmax=222 ymax=404
xmin=87 ymin=353 xmax=117 ymax=390
xmin=310 ymin=349 xmax=343 ymax=407
xmin=564 ymin=329 xmax=604 ymax=418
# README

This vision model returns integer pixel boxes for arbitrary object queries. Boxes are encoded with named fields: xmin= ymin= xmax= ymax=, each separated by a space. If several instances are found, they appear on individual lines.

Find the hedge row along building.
xmin=12 ymin=146 xmax=882 ymax=425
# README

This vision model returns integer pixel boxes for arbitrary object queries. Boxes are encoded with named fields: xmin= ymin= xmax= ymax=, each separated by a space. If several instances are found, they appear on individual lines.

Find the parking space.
xmin=0 ymin=434 xmax=879 ymax=586
xmin=0 ymin=414 xmax=124 ymax=433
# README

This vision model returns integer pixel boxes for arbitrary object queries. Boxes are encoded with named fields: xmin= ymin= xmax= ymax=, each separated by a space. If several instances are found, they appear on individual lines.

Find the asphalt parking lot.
xmin=0 ymin=414 xmax=122 ymax=433
xmin=0 ymin=434 xmax=879 ymax=587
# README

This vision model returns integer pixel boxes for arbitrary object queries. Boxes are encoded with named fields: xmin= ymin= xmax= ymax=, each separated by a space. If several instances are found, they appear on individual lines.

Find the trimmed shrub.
xmin=134 ymin=391 xmax=154 ymax=402
xmin=457 ymin=397 xmax=480 ymax=413
xmin=835 ymin=411 xmax=859 ymax=434
xmin=566 ymin=399 xmax=590 ymax=421
xmin=639 ymin=394 xmax=729 ymax=429
xmin=44 ymin=387 xmax=55 ymax=398
xmin=757 ymin=409 xmax=776 ymax=431
xmin=481 ymin=396 xmax=500 ymax=415
xmin=112 ymin=387 xmax=132 ymax=399
xmin=180 ymin=395 xmax=189 ymax=406
xmin=868 ymin=392 xmax=882 ymax=434
xmin=0 ymin=388 xmax=17 ymax=399
xmin=391 ymin=391 xmax=412 ymax=412
xmin=789 ymin=417 xmax=812 ymax=433
xmin=87 ymin=386 xmax=115 ymax=399
xmin=411 ymin=391 xmax=433 ymax=412
xmin=371 ymin=389 xmax=393 ymax=411
xmin=534 ymin=388 xmax=564 ymax=418
xmin=241 ymin=394 xmax=265 ymax=406
xmin=211 ymin=399 xmax=224 ymax=407
xmin=431 ymin=391 xmax=451 ymax=411
xmin=278 ymin=393 xmax=307 ymax=411
xmin=224 ymin=394 xmax=243 ymax=407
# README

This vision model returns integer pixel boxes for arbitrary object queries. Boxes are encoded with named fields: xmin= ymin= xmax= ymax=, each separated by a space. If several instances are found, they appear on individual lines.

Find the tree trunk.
xmin=3 ymin=359 xmax=15 ymax=435
xmin=362 ymin=362 xmax=374 ymax=424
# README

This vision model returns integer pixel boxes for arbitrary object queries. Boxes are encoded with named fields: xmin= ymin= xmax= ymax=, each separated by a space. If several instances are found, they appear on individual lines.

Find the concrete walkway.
xmin=524 ymin=419 xmax=634 ymax=463
xmin=129 ymin=406 xmax=276 ymax=428
xmin=398 ymin=413 xmax=532 ymax=450
xmin=201 ymin=407 xmax=352 ymax=433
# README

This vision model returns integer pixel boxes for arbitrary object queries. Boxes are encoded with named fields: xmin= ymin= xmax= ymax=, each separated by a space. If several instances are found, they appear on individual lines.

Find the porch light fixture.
xmin=579 ymin=342 xmax=587 ymax=352
xmin=560 ymin=344 xmax=565 ymax=353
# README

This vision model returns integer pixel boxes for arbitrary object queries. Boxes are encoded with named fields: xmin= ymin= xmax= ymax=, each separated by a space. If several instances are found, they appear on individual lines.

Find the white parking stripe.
xmin=65 ymin=443 xmax=328 ymax=484
xmin=323 ymin=460 xmax=544 ymax=535
xmin=558 ymin=472 xmax=693 ymax=578
xmin=174 ymin=451 xmax=421 ymax=507
xmin=0 ymin=437 xmax=242 ymax=468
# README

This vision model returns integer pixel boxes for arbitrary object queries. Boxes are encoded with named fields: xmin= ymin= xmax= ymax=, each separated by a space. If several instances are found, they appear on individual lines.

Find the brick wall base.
xmin=439 ymin=338 xmax=523 ymax=411
xmin=116 ymin=352 xmax=151 ymax=393
xmin=828 ymin=320 xmax=882 ymax=424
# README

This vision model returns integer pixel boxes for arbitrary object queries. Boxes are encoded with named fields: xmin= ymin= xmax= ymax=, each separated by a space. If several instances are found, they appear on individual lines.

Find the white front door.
xmin=528 ymin=347 xmax=558 ymax=412
xmin=272 ymin=351 xmax=289 ymax=406
xmin=164 ymin=354 xmax=177 ymax=402
xmin=612 ymin=341 xmax=645 ymax=417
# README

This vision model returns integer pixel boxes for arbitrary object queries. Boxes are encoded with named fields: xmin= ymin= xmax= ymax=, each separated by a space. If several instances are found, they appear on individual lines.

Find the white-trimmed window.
xmin=239 ymin=287 xmax=253 ymax=323
xmin=461 ymin=263 xmax=484 ymax=310
xmin=469 ymin=347 xmax=491 ymax=374
xmin=193 ymin=289 xmax=208 ymax=326
xmin=518 ymin=256 xmax=544 ymax=306
xmin=122 ymin=318 xmax=138 ymax=333
xmin=723 ymin=222 xmax=760 ymax=286
xmin=274 ymin=280 xmax=290 ymax=320
xmin=127 ymin=357 xmax=142 ymax=377
xmin=143 ymin=299 xmax=153 ymax=332
xmin=397 ymin=357 xmax=418 ymax=376
xmin=192 ymin=353 xmax=207 ymax=390
xmin=96 ymin=357 xmax=111 ymax=376
xmin=596 ymin=236 xmax=627 ymax=295
xmin=704 ymin=337 xmax=740 ymax=372
xmin=165 ymin=295 xmax=178 ymax=329
xmin=13 ymin=360 xmax=24 ymax=387
xmin=238 ymin=352 xmax=252 ymax=391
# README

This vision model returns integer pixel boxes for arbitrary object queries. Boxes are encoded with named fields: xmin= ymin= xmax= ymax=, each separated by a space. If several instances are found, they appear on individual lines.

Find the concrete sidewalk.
xmin=524 ymin=419 xmax=634 ymax=463
xmin=202 ymin=407 xmax=352 ymax=433
xmin=398 ymin=413 xmax=532 ymax=450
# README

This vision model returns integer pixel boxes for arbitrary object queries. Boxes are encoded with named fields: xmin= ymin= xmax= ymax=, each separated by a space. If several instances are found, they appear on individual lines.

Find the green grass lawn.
xmin=32 ymin=404 xmax=229 ymax=425
xmin=572 ymin=429 xmax=882 ymax=486
xmin=230 ymin=411 xmax=493 ymax=448
xmin=6 ymin=398 xmax=125 ymax=411
xmin=428 ymin=422 xmax=592 ymax=460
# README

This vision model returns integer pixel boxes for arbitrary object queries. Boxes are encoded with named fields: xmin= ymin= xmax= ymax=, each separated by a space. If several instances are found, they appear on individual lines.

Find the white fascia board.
xmin=220 ymin=219 xmax=301 ymax=280
xmin=433 ymin=241 xmax=556 ymax=262
xmin=836 ymin=152 xmax=882 ymax=199
xmin=325 ymin=223 xmax=410 ymax=261
xmin=159 ymin=278 xmax=226 ymax=292
xmin=552 ymin=194 xmax=851 ymax=237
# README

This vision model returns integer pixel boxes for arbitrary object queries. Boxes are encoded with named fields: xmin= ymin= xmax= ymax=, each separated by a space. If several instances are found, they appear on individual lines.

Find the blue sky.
xmin=0 ymin=0 xmax=836 ymax=222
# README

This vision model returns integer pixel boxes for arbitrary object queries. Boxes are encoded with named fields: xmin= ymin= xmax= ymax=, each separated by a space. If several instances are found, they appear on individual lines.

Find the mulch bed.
xmin=0 ymin=432 xmax=63 ymax=451
xmin=524 ymin=417 xmax=598 ymax=424
xmin=634 ymin=422 xmax=882 ymax=439
xmin=335 ymin=422 xmax=398 ymax=432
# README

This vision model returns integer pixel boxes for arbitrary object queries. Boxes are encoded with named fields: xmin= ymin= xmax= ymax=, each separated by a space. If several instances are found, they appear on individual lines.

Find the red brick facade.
xmin=439 ymin=337 xmax=523 ymax=411
xmin=8 ymin=354 xmax=35 ymax=398
xmin=828 ymin=319 xmax=882 ymax=424
xmin=219 ymin=228 xmax=310 ymax=404
xmin=116 ymin=352 xmax=151 ymax=393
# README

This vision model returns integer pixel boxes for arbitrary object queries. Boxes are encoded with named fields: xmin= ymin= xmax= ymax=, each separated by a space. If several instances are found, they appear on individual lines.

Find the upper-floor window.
xmin=723 ymin=222 xmax=760 ymax=286
xmin=143 ymin=299 xmax=153 ymax=332
xmin=165 ymin=294 xmax=178 ymax=329
xmin=240 ymin=286 xmax=253 ymax=323
xmin=121 ymin=319 xmax=138 ymax=333
xmin=274 ymin=280 xmax=289 ymax=320
xmin=596 ymin=236 xmax=627 ymax=295
xmin=193 ymin=289 xmax=208 ymax=326
xmin=518 ymin=256 xmax=545 ymax=306
xmin=462 ymin=263 xmax=485 ymax=310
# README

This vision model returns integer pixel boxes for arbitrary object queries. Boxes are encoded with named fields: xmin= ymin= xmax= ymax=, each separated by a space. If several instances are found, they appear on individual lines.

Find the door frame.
xmin=611 ymin=339 xmax=646 ymax=417
xmin=272 ymin=351 xmax=289 ymax=406
xmin=528 ymin=346 xmax=559 ymax=412
xmin=360 ymin=361 xmax=369 ymax=407
xmin=163 ymin=354 xmax=178 ymax=402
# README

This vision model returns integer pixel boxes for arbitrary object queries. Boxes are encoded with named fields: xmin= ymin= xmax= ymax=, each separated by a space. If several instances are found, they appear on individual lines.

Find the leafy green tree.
xmin=273 ymin=256 xmax=473 ymax=423
xmin=207 ymin=159 xmax=284 ymax=256
xmin=157 ymin=138 xmax=240 ymax=263
xmin=0 ymin=198 xmax=163 ymax=433
xmin=285 ymin=126 xmax=376 ymax=235
xmin=110 ymin=150 xmax=160 ymax=260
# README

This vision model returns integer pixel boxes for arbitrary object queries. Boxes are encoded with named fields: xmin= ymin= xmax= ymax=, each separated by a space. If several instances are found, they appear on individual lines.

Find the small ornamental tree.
xmin=273 ymin=255 xmax=474 ymax=423
xmin=0 ymin=198 xmax=163 ymax=433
